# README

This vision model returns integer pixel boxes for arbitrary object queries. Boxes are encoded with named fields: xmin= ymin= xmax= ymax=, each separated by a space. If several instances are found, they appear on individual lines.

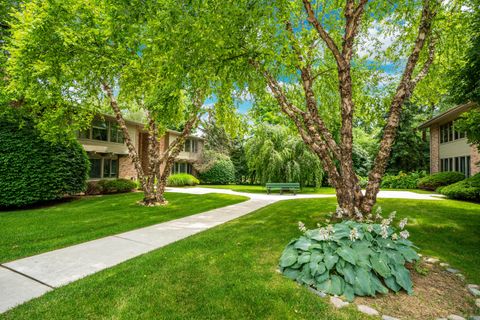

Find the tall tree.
xmin=5 ymin=0 xmax=221 ymax=205
xmin=201 ymin=0 xmax=466 ymax=216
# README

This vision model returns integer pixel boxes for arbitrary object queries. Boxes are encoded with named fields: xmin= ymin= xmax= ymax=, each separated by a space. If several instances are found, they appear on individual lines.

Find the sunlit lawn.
xmin=0 ymin=192 xmax=248 ymax=263
xmin=2 ymin=197 xmax=478 ymax=319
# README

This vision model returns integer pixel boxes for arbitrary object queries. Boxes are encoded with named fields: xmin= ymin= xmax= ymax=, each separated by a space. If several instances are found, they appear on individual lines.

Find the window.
xmin=89 ymin=158 xmax=102 ymax=179
xmin=440 ymin=121 xmax=467 ymax=144
xmin=110 ymin=123 xmax=125 ymax=143
xmin=88 ymin=157 xmax=119 ymax=179
xmin=92 ymin=119 xmax=108 ymax=141
xmin=184 ymin=139 xmax=198 ymax=153
xmin=440 ymin=156 xmax=471 ymax=177
xmin=172 ymin=162 xmax=193 ymax=174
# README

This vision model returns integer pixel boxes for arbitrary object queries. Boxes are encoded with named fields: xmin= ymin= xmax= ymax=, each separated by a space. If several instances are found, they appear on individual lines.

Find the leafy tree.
xmin=245 ymin=123 xmax=324 ymax=187
xmin=199 ymin=0 xmax=467 ymax=215
xmin=451 ymin=0 xmax=480 ymax=148
xmin=5 ymin=0 xmax=239 ymax=205
xmin=386 ymin=104 xmax=430 ymax=174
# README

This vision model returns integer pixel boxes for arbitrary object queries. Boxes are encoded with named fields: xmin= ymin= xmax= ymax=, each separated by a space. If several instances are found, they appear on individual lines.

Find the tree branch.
xmin=302 ymin=0 xmax=345 ymax=66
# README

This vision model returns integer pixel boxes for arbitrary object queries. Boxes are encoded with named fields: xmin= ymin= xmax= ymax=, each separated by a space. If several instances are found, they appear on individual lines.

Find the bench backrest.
xmin=266 ymin=183 xmax=300 ymax=188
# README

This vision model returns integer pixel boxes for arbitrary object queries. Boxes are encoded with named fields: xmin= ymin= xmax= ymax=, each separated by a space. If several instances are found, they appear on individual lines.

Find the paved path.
xmin=167 ymin=186 xmax=444 ymax=201
xmin=0 ymin=188 xmax=442 ymax=313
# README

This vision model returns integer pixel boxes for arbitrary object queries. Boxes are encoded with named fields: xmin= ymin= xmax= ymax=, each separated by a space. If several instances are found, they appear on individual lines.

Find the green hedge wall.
xmin=0 ymin=119 xmax=89 ymax=207
xmin=199 ymin=159 xmax=235 ymax=185
xmin=417 ymin=171 xmax=465 ymax=191
xmin=438 ymin=173 xmax=480 ymax=202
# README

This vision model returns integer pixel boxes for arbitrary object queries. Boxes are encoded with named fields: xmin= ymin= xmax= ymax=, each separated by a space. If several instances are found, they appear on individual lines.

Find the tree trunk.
xmin=102 ymin=83 xmax=158 ymax=205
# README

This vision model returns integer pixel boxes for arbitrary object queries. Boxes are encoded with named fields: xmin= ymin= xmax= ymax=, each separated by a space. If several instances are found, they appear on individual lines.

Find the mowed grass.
xmin=0 ymin=192 xmax=248 ymax=263
xmin=2 ymin=197 xmax=478 ymax=319
xmin=197 ymin=184 xmax=436 ymax=195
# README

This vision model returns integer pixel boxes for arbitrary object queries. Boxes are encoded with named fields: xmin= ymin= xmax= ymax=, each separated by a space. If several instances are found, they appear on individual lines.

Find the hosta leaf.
xmin=336 ymin=246 xmax=356 ymax=265
xmin=397 ymin=245 xmax=419 ymax=263
xmin=341 ymin=263 xmax=356 ymax=285
xmin=279 ymin=247 xmax=298 ymax=267
xmin=294 ymin=237 xmax=312 ymax=251
xmin=324 ymin=253 xmax=339 ymax=270
xmin=330 ymin=275 xmax=345 ymax=296
xmin=371 ymin=273 xmax=389 ymax=295
xmin=370 ymin=253 xmax=391 ymax=278
xmin=386 ymin=249 xmax=405 ymax=265
xmin=343 ymin=283 xmax=355 ymax=302
xmin=298 ymin=253 xmax=311 ymax=264
xmin=332 ymin=224 xmax=351 ymax=240
xmin=354 ymin=267 xmax=374 ymax=296
xmin=384 ymin=275 xmax=401 ymax=292
xmin=315 ymin=270 xmax=330 ymax=283
xmin=300 ymin=265 xmax=315 ymax=285
xmin=393 ymin=264 xmax=413 ymax=294
xmin=310 ymin=261 xmax=326 ymax=277
xmin=310 ymin=251 xmax=324 ymax=264
xmin=316 ymin=279 xmax=331 ymax=293
xmin=283 ymin=268 xmax=300 ymax=280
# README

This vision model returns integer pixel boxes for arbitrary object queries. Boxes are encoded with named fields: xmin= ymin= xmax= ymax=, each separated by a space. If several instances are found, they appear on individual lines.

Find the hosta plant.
xmin=279 ymin=208 xmax=419 ymax=301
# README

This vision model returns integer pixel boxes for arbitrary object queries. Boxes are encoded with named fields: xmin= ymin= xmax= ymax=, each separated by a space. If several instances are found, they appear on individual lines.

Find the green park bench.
xmin=265 ymin=183 xmax=300 ymax=195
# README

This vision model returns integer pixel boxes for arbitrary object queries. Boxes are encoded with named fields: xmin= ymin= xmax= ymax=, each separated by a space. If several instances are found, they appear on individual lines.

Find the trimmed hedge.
xmin=86 ymin=179 xmax=137 ymax=195
xmin=417 ymin=171 xmax=465 ymax=191
xmin=438 ymin=173 xmax=480 ymax=202
xmin=0 ymin=119 xmax=89 ymax=207
xmin=199 ymin=158 xmax=235 ymax=185
xmin=380 ymin=171 xmax=426 ymax=189
xmin=167 ymin=173 xmax=199 ymax=187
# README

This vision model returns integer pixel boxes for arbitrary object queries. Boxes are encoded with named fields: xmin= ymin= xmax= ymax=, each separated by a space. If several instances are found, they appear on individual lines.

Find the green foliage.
xmin=0 ymin=118 xmax=89 ymax=207
xmin=167 ymin=173 xmax=200 ymax=187
xmin=381 ymin=171 xmax=427 ymax=189
xmin=280 ymin=218 xmax=419 ymax=301
xmin=455 ymin=105 xmax=480 ymax=147
xmin=97 ymin=179 xmax=137 ymax=194
xmin=199 ymin=159 xmax=235 ymax=185
xmin=245 ymin=123 xmax=324 ymax=187
xmin=450 ymin=0 xmax=480 ymax=105
xmin=417 ymin=172 xmax=465 ymax=190
xmin=438 ymin=173 xmax=480 ymax=202
xmin=386 ymin=104 xmax=430 ymax=174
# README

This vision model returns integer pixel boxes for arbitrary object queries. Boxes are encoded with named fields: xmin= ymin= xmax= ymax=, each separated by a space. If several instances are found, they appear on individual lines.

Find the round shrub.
xmin=279 ymin=210 xmax=418 ymax=301
xmin=380 ymin=171 xmax=426 ymax=189
xmin=0 ymin=119 xmax=89 ymax=207
xmin=199 ymin=158 xmax=235 ymax=185
xmin=97 ymin=179 xmax=137 ymax=194
xmin=438 ymin=173 xmax=480 ymax=202
xmin=417 ymin=171 xmax=465 ymax=190
xmin=167 ymin=173 xmax=200 ymax=187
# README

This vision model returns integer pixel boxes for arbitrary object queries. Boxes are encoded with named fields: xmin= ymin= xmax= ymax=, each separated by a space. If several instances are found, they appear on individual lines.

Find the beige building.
xmin=419 ymin=103 xmax=479 ymax=177
xmin=78 ymin=114 xmax=204 ymax=181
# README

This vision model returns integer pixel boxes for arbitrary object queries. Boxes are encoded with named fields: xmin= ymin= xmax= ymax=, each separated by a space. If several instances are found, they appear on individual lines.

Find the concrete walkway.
xmin=0 ymin=188 xmax=442 ymax=313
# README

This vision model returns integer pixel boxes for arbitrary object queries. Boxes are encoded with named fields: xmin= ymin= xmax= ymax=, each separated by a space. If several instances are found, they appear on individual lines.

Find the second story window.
xmin=184 ymin=139 xmax=198 ymax=153
xmin=440 ymin=121 xmax=466 ymax=144
xmin=92 ymin=119 xmax=108 ymax=141
xmin=78 ymin=118 xmax=126 ymax=144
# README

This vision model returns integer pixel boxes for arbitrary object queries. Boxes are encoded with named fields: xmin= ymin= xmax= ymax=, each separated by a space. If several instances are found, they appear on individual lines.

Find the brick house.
xmin=78 ymin=114 xmax=204 ymax=181
xmin=419 ymin=103 xmax=479 ymax=177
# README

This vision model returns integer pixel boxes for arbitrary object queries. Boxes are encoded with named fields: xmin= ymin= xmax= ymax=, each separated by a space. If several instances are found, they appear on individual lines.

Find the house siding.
xmin=471 ymin=145 xmax=480 ymax=175
xmin=430 ymin=124 xmax=440 ymax=173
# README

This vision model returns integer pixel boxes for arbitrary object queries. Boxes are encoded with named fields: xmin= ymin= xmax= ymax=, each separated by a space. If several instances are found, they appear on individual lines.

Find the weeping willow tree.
xmin=245 ymin=123 xmax=324 ymax=186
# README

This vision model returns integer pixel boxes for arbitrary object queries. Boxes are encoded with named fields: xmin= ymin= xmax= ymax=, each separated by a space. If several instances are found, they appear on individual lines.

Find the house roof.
xmin=418 ymin=103 xmax=476 ymax=130
xmin=100 ymin=113 xmax=205 ymax=140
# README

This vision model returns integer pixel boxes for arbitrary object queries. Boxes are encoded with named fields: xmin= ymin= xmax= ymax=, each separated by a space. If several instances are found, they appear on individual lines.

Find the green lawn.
xmin=2 ymin=197 xmax=478 ymax=319
xmin=0 ymin=192 xmax=248 ymax=263
xmin=197 ymin=184 xmax=436 ymax=195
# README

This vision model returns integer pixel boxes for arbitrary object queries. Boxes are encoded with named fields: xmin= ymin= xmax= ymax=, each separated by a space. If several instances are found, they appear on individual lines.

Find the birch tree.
xmin=203 ymin=0 xmax=466 ymax=216
xmin=5 ymin=0 xmax=215 ymax=205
